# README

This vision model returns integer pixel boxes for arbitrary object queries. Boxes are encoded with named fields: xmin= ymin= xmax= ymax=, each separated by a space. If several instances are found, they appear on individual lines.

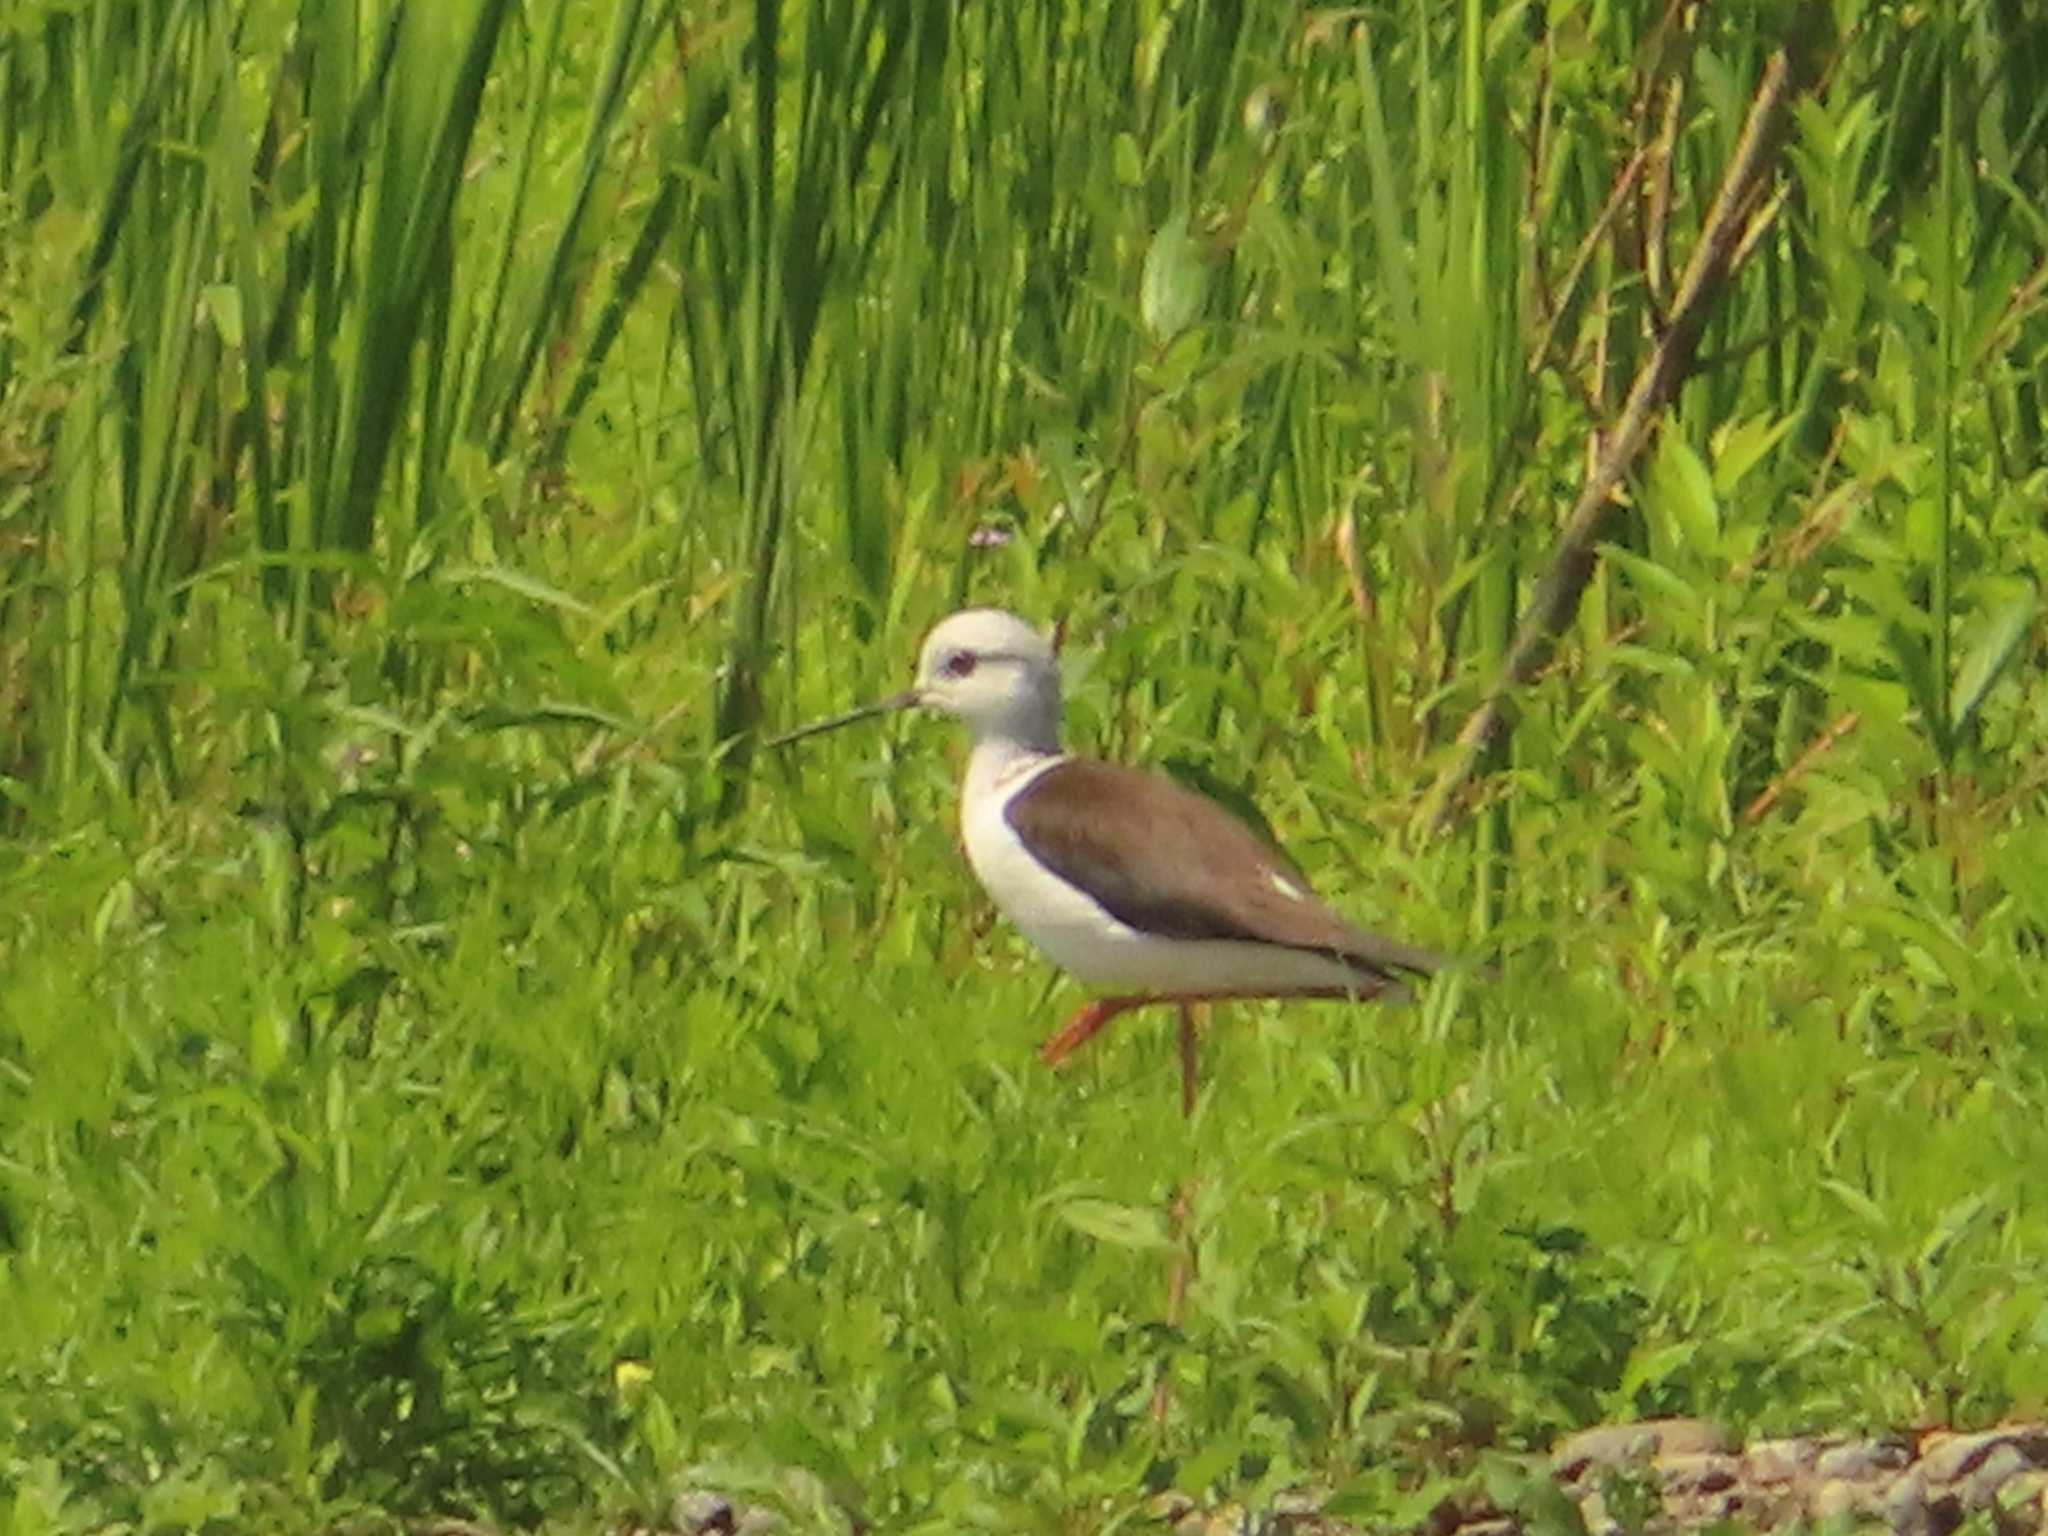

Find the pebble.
xmin=1270 ymin=1488 xmax=1332 ymax=1521
xmin=1920 ymin=1423 xmax=2048 ymax=1484
xmin=1147 ymin=1491 xmax=1197 ymax=1523
xmin=1551 ymin=1423 xmax=1658 ymax=1480
xmin=1657 ymin=1451 xmax=1740 ymax=1495
xmin=1808 ymin=1476 xmax=1866 ymax=1523
xmin=1743 ymin=1436 xmax=1818 ymax=1483
xmin=1813 ymin=1434 xmax=1911 ymax=1481
xmin=671 ymin=1490 xmax=737 ymax=1534
xmin=1554 ymin=1416 xmax=1729 ymax=1482
xmin=1886 ymin=1462 xmax=1967 ymax=1536
xmin=667 ymin=1486 xmax=785 ymax=1535
xmin=1953 ymin=1442 xmax=2031 ymax=1511
xmin=1638 ymin=1417 xmax=1736 ymax=1459
xmin=1117 ymin=1416 xmax=2048 ymax=1536
xmin=544 ymin=1411 xmax=2048 ymax=1536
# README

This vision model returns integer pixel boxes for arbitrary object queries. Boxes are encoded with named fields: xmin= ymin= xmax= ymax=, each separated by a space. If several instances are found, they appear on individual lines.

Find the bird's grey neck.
xmin=981 ymin=688 xmax=1061 ymax=757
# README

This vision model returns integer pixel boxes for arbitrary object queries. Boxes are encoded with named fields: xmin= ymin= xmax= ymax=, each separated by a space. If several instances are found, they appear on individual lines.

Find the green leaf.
xmin=1054 ymin=1198 xmax=1173 ymax=1251
xmin=439 ymin=561 xmax=596 ymax=617
xmin=1882 ymin=620 xmax=1943 ymax=749
xmin=1141 ymin=211 xmax=1206 ymax=342
xmin=1113 ymin=131 xmax=1143 ymax=187
xmin=1619 ymin=1339 xmax=1698 ymax=1401
xmin=1649 ymin=430 xmax=1720 ymax=559
xmin=1993 ymin=827 xmax=2048 ymax=927
xmin=1917 ymin=1194 xmax=1989 ymax=1271
xmin=199 ymin=283 xmax=245 ymax=348
xmin=1820 ymin=1178 xmax=1888 ymax=1228
xmin=1710 ymin=412 xmax=1794 ymax=494
xmin=1841 ymin=901 xmax=1973 ymax=991
xmin=1607 ymin=643 xmax=1699 ymax=680
xmin=1950 ymin=578 xmax=2039 ymax=734
xmin=1602 ymin=544 xmax=1706 ymax=625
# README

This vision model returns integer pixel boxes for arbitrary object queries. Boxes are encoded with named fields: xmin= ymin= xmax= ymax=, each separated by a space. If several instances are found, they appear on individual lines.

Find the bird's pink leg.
xmin=1153 ymin=1171 xmax=1197 ymax=1425
xmin=1040 ymin=984 xmax=1384 ymax=1070
xmin=1177 ymin=1002 xmax=1199 ymax=1119
xmin=1038 ymin=995 xmax=1151 ymax=1066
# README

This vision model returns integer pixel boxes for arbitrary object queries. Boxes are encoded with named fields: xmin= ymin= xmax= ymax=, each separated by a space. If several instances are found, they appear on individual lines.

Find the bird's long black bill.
xmin=763 ymin=689 xmax=919 ymax=748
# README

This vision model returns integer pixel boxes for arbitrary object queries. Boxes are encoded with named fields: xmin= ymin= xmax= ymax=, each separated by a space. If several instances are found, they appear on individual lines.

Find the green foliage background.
xmin=2 ymin=0 xmax=2045 ymax=1530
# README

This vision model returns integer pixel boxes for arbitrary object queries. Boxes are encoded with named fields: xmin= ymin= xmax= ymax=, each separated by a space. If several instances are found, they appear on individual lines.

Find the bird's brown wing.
xmin=1004 ymin=758 xmax=1445 ymax=984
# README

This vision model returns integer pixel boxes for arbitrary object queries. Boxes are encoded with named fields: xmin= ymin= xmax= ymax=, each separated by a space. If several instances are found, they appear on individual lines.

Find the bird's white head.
xmin=765 ymin=608 xmax=1063 ymax=754
xmin=910 ymin=608 xmax=1062 ymax=750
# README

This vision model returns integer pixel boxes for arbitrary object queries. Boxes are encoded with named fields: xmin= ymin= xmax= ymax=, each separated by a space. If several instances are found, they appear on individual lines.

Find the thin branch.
xmin=1416 ymin=34 xmax=1817 ymax=835
xmin=1742 ymin=711 xmax=1860 ymax=825
xmin=1525 ymin=145 xmax=1652 ymax=382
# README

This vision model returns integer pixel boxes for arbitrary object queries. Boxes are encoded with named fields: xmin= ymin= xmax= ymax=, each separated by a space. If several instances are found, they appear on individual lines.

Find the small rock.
xmin=1813 ymin=1436 xmax=1912 ymax=1482
xmin=1643 ymin=1417 xmax=1735 ymax=1459
xmin=1658 ymin=1452 xmax=1740 ymax=1496
xmin=1919 ymin=1423 xmax=2048 ymax=1485
xmin=1948 ymin=1442 xmax=2031 ymax=1511
xmin=1882 ymin=1465 xmax=1963 ymax=1536
xmin=1553 ymin=1424 xmax=1659 ymax=1482
xmin=1269 ymin=1489 xmax=1341 ymax=1529
xmin=1733 ymin=1483 xmax=1809 ymax=1531
xmin=1663 ymin=1487 xmax=1744 ymax=1528
xmin=1744 ymin=1436 xmax=1821 ymax=1484
xmin=1146 ymin=1491 xmax=1197 ymax=1524
xmin=1810 ymin=1477 xmax=1876 ymax=1523
xmin=1554 ymin=1417 xmax=1726 ymax=1482
xmin=672 ymin=1489 xmax=738 ymax=1534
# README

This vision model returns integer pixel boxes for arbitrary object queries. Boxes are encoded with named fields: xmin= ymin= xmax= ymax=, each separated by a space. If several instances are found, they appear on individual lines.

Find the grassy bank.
xmin=3 ymin=0 xmax=2045 ymax=1530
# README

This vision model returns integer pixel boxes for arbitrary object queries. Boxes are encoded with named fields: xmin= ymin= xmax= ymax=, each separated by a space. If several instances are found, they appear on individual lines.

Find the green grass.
xmin=4 ymin=726 xmax=2045 ymax=1532
xmin=3 ymin=0 xmax=2047 ymax=1531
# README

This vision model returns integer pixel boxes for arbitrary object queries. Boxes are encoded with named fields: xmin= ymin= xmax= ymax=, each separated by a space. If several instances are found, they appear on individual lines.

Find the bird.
xmin=770 ymin=608 xmax=1448 ymax=1109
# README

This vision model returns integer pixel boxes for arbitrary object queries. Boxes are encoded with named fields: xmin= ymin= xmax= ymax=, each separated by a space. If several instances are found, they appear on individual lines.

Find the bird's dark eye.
xmin=942 ymin=650 xmax=978 ymax=678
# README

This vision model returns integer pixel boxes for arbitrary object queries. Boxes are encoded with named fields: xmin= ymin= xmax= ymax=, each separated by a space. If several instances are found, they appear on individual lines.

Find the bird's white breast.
xmin=960 ymin=751 xmax=1142 ymax=983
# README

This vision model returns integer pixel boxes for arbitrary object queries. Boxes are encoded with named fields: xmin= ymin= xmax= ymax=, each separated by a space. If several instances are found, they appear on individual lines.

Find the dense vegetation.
xmin=2 ymin=1 xmax=2044 ymax=1530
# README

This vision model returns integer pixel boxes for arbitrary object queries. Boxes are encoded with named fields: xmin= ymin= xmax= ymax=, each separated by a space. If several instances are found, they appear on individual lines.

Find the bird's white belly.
xmin=959 ymin=759 xmax=1367 ymax=995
